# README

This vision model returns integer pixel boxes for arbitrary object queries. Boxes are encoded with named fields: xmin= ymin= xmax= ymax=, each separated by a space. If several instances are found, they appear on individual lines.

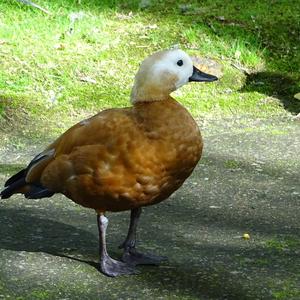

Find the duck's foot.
xmin=121 ymin=248 xmax=168 ymax=266
xmin=100 ymin=255 xmax=138 ymax=277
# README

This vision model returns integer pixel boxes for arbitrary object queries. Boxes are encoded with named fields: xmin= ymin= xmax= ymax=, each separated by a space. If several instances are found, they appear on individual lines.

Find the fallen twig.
xmin=16 ymin=0 xmax=50 ymax=14
xmin=231 ymin=62 xmax=250 ymax=75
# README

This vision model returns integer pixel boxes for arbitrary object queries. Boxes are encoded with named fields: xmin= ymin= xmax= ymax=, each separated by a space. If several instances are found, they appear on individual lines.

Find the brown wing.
xmin=25 ymin=108 xmax=165 ymax=210
xmin=26 ymin=108 xmax=139 ymax=184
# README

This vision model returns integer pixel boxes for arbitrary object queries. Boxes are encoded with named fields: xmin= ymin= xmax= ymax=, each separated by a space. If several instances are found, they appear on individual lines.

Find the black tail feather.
xmin=1 ymin=187 xmax=12 ymax=199
xmin=4 ymin=168 xmax=27 ymax=187
xmin=2 ymin=149 xmax=56 ymax=200
xmin=1 ymin=177 xmax=26 ymax=199
xmin=25 ymin=184 xmax=54 ymax=199
xmin=1 ymin=166 xmax=54 ymax=200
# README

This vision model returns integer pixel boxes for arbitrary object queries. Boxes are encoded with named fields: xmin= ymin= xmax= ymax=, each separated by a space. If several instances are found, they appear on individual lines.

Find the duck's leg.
xmin=97 ymin=213 xmax=137 ymax=277
xmin=119 ymin=208 xmax=167 ymax=266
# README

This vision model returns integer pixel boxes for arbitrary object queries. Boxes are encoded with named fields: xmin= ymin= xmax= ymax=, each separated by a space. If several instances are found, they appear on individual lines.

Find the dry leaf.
xmin=79 ymin=76 xmax=97 ymax=84
xmin=116 ymin=12 xmax=133 ymax=20
xmin=294 ymin=93 xmax=300 ymax=100
xmin=209 ymin=205 xmax=221 ymax=209
xmin=216 ymin=16 xmax=225 ymax=21
xmin=54 ymin=43 xmax=65 ymax=50
xmin=293 ymin=113 xmax=300 ymax=121
xmin=235 ymin=50 xmax=241 ymax=59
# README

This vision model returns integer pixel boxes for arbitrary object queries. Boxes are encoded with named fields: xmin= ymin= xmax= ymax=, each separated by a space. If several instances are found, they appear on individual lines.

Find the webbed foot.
xmin=100 ymin=255 xmax=138 ymax=277
xmin=121 ymin=248 xmax=168 ymax=266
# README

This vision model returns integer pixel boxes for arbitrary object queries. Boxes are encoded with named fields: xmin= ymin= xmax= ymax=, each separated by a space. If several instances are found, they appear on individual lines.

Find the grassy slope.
xmin=0 ymin=0 xmax=299 ymax=139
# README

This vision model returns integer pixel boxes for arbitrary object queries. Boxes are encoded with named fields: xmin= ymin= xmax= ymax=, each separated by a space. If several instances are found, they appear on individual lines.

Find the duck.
xmin=1 ymin=49 xmax=218 ymax=277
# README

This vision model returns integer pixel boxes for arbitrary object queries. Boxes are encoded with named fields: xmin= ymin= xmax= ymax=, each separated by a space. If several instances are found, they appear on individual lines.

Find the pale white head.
xmin=131 ymin=49 xmax=217 ymax=103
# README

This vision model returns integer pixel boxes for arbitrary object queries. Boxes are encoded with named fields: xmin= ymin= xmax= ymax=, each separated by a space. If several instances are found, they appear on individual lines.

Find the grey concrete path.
xmin=0 ymin=116 xmax=299 ymax=300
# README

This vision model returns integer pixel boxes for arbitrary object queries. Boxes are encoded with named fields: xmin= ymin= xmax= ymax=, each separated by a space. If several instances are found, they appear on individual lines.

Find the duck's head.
xmin=131 ymin=49 xmax=218 ymax=103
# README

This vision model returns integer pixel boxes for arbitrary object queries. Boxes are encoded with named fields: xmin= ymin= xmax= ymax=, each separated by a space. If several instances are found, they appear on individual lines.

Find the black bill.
xmin=189 ymin=66 xmax=218 ymax=82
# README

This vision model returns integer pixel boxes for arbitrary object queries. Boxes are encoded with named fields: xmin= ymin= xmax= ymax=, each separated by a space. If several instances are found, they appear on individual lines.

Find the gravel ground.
xmin=0 ymin=116 xmax=299 ymax=300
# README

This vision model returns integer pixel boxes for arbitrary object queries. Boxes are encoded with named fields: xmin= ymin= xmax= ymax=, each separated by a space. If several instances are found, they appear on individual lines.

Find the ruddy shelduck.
xmin=1 ymin=49 xmax=218 ymax=277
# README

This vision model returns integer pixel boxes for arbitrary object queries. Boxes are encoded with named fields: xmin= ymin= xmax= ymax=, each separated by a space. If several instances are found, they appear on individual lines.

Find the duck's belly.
xmin=63 ymin=166 xmax=195 ymax=212
xmin=61 ymin=139 xmax=201 ymax=212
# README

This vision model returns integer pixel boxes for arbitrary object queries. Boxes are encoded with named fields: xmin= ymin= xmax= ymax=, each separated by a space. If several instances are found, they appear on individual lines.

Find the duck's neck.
xmin=131 ymin=88 xmax=170 ymax=104
xmin=132 ymin=97 xmax=199 ymax=140
xmin=130 ymin=79 xmax=175 ymax=104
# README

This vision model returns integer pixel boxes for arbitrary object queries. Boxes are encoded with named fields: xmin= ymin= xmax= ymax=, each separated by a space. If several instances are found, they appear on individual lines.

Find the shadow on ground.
xmin=0 ymin=203 xmax=298 ymax=300
xmin=240 ymin=71 xmax=300 ymax=114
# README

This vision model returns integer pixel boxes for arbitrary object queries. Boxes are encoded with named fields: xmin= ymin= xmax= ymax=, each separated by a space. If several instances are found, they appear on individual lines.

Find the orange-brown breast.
xmin=27 ymin=98 xmax=203 ymax=212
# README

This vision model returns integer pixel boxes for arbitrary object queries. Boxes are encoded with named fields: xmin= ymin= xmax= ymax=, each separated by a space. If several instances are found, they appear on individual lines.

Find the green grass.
xmin=271 ymin=280 xmax=300 ymax=300
xmin=0 ymin=0 xmax=299 ymax=138
xmin=266 ymin=237 xmax=300 ymax=252
xmin=223 ymin=159 xmax=243 ymax=169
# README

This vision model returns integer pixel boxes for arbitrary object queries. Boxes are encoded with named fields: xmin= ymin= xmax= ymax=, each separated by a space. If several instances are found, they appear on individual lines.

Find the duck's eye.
xmin=177 ymin=60 xmax=183 ymax=67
